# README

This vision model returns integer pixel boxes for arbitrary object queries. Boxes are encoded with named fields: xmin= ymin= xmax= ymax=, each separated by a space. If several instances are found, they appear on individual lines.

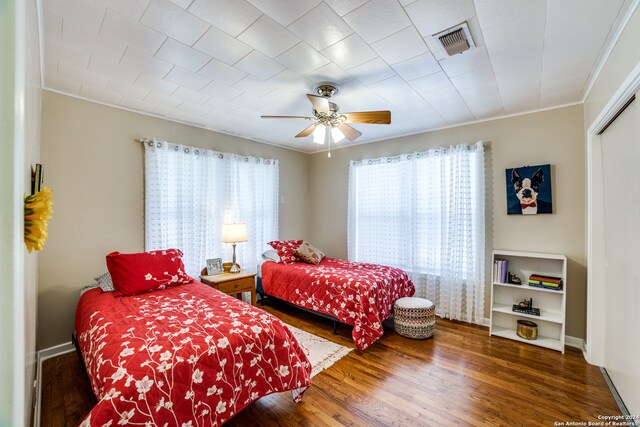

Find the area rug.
xmin=286 ymin=324 xmax=352 ymax=377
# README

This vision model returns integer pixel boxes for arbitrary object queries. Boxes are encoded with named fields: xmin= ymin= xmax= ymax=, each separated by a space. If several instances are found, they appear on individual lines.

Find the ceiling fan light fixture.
xmin=312 ymin=125 xmax=326 ymax=144
xmin=331 ymin=126 xmax=345 ymax=143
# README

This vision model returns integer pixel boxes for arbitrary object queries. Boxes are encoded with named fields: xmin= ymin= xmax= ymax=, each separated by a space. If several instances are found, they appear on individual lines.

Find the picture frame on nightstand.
xmin=206 ymin=258 xmax=223 ymax=275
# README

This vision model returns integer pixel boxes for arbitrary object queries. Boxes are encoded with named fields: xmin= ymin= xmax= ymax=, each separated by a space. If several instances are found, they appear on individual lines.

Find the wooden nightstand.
xmin=200 ymin=270 xmax=257 ymax=306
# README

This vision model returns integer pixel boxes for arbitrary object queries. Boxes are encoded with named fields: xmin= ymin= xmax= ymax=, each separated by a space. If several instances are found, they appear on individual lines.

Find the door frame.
xmin=586 ymin=63 xmax=640 ymax=365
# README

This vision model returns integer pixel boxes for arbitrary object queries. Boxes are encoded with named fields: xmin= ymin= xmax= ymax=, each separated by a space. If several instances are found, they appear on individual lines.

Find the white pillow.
xmin=94 ymin=272 xmax=115 ymax=292
xmin=262 ymin=249 xmax=281 ymax=263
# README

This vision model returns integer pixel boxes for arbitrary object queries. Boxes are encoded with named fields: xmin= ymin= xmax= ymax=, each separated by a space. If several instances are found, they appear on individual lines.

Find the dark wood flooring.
xmin=41 ymin=301 xmax=619 ymax=426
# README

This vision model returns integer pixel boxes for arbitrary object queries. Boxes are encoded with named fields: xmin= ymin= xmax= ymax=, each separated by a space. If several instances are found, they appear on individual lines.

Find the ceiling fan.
xmin=261 ymin=83 xmax=391 ymax=145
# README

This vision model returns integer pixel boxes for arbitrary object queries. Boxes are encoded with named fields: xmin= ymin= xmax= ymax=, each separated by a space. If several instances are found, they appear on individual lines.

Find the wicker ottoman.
xmin=393 ymin=297 xmax=436 ymax=339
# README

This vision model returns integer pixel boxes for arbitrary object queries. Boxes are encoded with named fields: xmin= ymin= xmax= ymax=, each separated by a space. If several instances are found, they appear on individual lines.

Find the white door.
xmin=600 ymin=92 xmax=640 ymax=415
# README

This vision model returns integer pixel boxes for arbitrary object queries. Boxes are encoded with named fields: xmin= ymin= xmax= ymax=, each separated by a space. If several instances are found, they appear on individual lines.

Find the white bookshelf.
xmin=490 ymin=250 xmax=567 ymax=353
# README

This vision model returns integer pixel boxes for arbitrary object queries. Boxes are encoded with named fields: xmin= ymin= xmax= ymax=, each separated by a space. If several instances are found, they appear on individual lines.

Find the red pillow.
xmin=106 ymin=249 xmax=193 ymax=296
xmin=268 ymin=240 xmax=303 ymax=264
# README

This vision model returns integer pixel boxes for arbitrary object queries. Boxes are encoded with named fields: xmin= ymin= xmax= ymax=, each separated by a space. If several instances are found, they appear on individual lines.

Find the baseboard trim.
xmin=600 ymin=367 xmax=638 ymax=427
xmin=34 ymin=342 xmax=74 ymax=427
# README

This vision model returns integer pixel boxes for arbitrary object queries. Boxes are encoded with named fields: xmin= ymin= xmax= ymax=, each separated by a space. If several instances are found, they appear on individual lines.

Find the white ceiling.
xmin=41 ymin=0 xmax=633 ymax=152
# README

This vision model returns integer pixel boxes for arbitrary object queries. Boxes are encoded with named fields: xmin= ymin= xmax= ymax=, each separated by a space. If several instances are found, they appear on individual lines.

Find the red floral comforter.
xmin=75 ymin=282 xmax=311 ymax=426
xmin=261 ymin=257 xmax=415 ymax=350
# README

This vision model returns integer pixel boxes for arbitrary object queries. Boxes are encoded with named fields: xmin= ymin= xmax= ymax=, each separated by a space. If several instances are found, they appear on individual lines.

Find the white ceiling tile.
xmin=154 ymin=105 xmax=183 ymax=119
xmin=392 ymin=52 xmax=441 ymax=81
xmin=45 ymin=40 xmax=91 ymax=70
xmin=43 ymin=75 xmax=82 ymax=95
xmin=140 ymin=0 xmax=210 ymax=46
xmin=134 ymin=74 xmax=179 ymax=95
xmin=267 ymin=70 xmax=313 ymax=93
xmin=449 ymin=65 xmax=500 ymax=101
xmin=371 ymin=26 xmax=428 ymax=65
xmin=80 ymin=83 xmax=124 ymax=104
xmin=431 ymin=96 xmax=474 ymax=124
xmin=305 ymin=63 xmax=353 ymax=85
xmin=399 ymin=0 xmax=417 ymax=5
xmin=188 ymin=0 xmax=262 ymax=37
xmin=323 ymin=0 xmax=367 ymax=16
xmin=247 ymin=0 xmax=321 ymax=26
xmin=438 ymin=45 xmax=492 ymax=77
xmin=233 ymin=75 xmax=279 ymax=97
xmin=368 ymin=75 xmax=431 ymax=112
xmin=62 ymin=20 xmax=127 ymax=63
xmin=321 ymin=34 xmax=377 ymax=70
xmin=192 ymin=26 xmax=252 ymax=65
xmin=482 ymin=7 xmax=546 ymax=58
xmin=336 ymin=79 xmax=390 ymax=111
xmin=409 ymin=70 xmax=453 ymax=93
xmin=237 ymin=14 xmax=299 ymax=57
xmin=232 ymin=92 xmax=272 ymax=110
xmin=198 ymin=58 xmax=247 ymax=85
xmin=164 ymin=66 xmax=211 ymax=90
xmin=97 ymin=0 xmax=150 ymax=20
xmin=107 ymin=79 xmax=150 ymax=99
xmin=342 ymin=0 xmax=411 ymax=43
xmin=89 ymin=56 xmax=140 ymax=84
xmin=145 ymin=91 xmax=183 ymax=108
xmin=44 ymin=11 xmax=63 ymax=42
xmin=347 ymin=57 xmax=396 ymax=85
xmin=120 ymin=47 xmax=173 ymax=78
xmin=276 ymin=42 xmax=330 ymax=75
xmin=155 ymin=38 xmax=212 ymax=72
xmin=235 ymin=50 xmax=286 ymax=80
xmin=202 ymin=97 xmax=240 ymax=114
xmin=287 ymin=2 xmax=353 ymax=50
xmin=405 ymin=0 xmax=475 ymax=37
xmin=171 ymin=86 xmax=211 ymax=104
xmin=178 ymin=102 xmax=211 ymax=116
xmin=101 ymin=8 xmax=166 ymax=55
xmin=58 ymin=62 xmax=110 ymax=87
xmin=200 ymin=80 xmax=243 ymax=101
xmin=45 ymin=0 xmax=106 ymax=31
xmin=474 ymin=0 xmax=546 ymax=30
xmin=170 ymin=0 xmax=193 ymax=8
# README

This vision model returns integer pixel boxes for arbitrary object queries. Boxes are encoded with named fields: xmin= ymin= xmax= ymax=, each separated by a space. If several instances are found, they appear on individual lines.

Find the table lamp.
xmin=222 ymin=223 xmax=247 ymax=273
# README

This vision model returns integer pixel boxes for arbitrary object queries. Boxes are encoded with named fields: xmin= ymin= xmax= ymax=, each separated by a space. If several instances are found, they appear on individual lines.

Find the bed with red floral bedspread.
xmin=261 ymin=257 xmax=415 ymax=351
xmin=75 ymin=281 xmax=311 ymax=426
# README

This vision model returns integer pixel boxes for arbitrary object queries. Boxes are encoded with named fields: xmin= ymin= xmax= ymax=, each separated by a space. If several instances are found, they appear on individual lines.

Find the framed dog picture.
xmin=506 ymin=164 xmax=553 ymax=215
xmin=206 ymin=257 xmax=224 ymax=275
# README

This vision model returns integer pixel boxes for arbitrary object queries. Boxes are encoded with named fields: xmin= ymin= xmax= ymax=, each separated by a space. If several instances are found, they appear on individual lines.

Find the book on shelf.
xmin=529 ymin=274 xmax=562 ymax=284
xmin=493 ymin=259 xmax=508 ymax=283
xmin=512 ymin=305 xmax=541 ymax=316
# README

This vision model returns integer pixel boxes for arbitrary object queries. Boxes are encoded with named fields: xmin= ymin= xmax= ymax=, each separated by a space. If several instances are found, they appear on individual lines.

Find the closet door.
xmin=600 ymin=92 xmax=639 ymax=415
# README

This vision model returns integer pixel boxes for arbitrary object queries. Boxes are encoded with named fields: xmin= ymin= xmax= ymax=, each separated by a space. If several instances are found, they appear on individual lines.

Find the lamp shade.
xmin=222 ymin=223 xmax=247 ymax=243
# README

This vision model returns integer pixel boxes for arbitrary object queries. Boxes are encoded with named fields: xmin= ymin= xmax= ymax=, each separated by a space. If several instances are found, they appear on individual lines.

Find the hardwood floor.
xmin=41 ymin=301 xmax=619 ymax=426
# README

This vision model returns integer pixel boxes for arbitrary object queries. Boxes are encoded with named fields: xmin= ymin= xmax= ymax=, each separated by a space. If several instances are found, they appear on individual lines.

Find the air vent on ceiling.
xmin=433 ymin=22 xmax=476 ymax=56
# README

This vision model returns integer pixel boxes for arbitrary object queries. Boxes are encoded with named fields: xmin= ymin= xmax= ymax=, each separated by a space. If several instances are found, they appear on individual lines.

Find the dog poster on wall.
xmin=506 ymin=164 xmax=553 ymax=215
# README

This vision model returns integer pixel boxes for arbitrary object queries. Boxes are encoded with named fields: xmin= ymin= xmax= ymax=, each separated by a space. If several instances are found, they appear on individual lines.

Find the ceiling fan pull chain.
xmin=328 ymin=137 xmax=331 ymax=158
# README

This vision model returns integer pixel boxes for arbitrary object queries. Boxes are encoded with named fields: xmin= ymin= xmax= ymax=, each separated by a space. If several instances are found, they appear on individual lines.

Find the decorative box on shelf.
xmin=489 ymin=250 xmax=567 ymax=353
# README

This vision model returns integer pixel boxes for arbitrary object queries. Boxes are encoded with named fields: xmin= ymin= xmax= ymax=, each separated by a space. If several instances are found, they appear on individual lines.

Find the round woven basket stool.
xmin=393 ymin=297 xmax=436 ymax=339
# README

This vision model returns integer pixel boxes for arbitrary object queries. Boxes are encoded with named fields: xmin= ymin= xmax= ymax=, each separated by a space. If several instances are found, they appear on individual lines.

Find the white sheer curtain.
xmin=144 ymin=138 xmax=279 ymax=277
xmin=348 ymin=142 xmax=485 ymax=324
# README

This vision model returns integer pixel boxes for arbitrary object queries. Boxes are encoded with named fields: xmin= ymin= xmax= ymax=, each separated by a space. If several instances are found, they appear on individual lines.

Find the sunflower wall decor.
xmin=24 ymin=186 xmax=53 ymax=253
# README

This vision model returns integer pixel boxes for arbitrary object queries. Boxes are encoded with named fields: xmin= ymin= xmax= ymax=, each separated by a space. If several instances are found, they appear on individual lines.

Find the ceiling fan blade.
xmin=341 ymin=111 xmax=391 ymax=124
xmin=306 ymin=94 xmax=330 ymax=114
xmin=261 ymin=115 xmax=314 ymax=120
xmin=338 ymin=123 xmax=362 ymax=141
xmin=295 ymin=123 xmax=318 ymax=138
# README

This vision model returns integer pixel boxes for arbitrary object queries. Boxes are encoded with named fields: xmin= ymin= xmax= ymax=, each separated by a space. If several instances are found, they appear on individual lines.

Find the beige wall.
xmin=308 ymin=105 xmax=587 ymax=339
xmin=584 ymin=6 xmax=640 ymax=128
xmin=38 ymin=91 xmax=310 ymax=350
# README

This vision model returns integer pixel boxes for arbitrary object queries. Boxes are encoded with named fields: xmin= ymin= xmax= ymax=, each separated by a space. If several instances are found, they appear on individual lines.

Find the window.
xmin=144 ymin=139 xmax=278 ymax=277
xmin=348 ymin=142 xmax=485 ymax=324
